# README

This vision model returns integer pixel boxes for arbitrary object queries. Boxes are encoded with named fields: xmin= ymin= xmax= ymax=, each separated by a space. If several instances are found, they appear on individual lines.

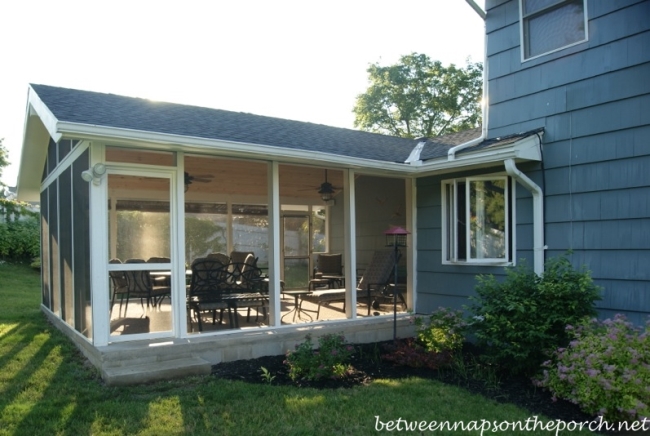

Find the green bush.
xmin=468 ymin=255 xmax=601 ymax=375
xmin=535 ymin=315 xmax=650 ymax=422
xmin=415 ymin=307 xmax=467 ymax=353
xmin=284 ymin=333 xmax=354 ymax=381
xmin=0 ymin=205 xmax=40 ymax=261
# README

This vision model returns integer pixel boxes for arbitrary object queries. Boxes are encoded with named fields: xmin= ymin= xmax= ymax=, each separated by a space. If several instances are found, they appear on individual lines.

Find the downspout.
xmin=448 ymin=5 xmax=488 ymax=160
xmin=504 ymin=159 xmax=546 ymax=275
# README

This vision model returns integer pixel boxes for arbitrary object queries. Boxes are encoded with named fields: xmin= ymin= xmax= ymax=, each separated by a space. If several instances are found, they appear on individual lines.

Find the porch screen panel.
xmin=185 ymin=202 xmax=227 ymax=263
xmin=73 ymin=150 xmax=91 ymax=338
xmin=109 ymin=174 xmax=172 ymax=337
xmin=41 ymin=187 xmax=50 ymax=309
xmin=232 ymin=204 xmax=269 ymax=268
xmin=49 ymin=179 xmax=60 ymax=316
xmin=59 ymin=166 xmax=74 ymax=325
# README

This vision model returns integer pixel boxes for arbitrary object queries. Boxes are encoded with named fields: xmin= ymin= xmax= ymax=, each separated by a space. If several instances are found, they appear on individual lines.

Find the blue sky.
xmin=0 ymin=0 xmax=484 ymax=186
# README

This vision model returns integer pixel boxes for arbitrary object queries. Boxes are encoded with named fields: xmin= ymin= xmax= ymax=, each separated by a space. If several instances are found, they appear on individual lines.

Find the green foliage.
xmin=258 ymin=366 xmax=276 ymax=385
xmin=353 ymin=53 xmax=483 ymax=138
xmin=0 ymin=138 xmax=9 ymax=197
xmin=414 ymin=307 xmax=467 ymax=353
xmin=381 ymin=308 xmax=465 ymax=370
xmin=185 ymin=216 xmax=227 ymax=259
xmin=284 ymin=333 xmax=354 ymax=381
xmin=0 ymin=199 xmax=40 ymax=260
xmin=468 ymin=255 xmax=602 ymax=375
xmin=536 ymin=315 xmax=650 ymax=422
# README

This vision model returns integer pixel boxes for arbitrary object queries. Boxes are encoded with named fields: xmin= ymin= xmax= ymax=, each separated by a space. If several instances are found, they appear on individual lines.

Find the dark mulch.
xmin=212 ymin=340 xmax=603 ymax=427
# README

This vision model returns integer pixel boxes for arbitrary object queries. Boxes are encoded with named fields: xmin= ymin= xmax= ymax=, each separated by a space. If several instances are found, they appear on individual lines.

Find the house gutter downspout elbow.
xmin=504 ymin=159 xmax=545 ymax=276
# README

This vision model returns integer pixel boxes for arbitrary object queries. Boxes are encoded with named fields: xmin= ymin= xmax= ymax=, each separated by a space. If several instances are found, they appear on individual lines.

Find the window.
xmin=443 ymin=176 xmax=514 ymax=264
xmin=521 ymin=0 xmax=587 ymax=60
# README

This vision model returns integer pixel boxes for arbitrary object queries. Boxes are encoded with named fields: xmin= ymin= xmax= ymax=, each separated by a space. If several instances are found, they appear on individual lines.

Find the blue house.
xmin=424 ymin=0 xmax=650 ymax=325
xmin=16 ymin=0 xmax=649 ymax=383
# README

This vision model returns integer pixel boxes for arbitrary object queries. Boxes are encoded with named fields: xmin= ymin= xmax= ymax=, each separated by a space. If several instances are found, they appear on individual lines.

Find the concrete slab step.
xmin=102 ymin=356 xmax=212 ymax=386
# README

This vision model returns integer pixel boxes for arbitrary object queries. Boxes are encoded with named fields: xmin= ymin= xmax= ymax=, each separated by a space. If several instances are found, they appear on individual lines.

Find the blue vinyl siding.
xmin=484 ymin=0 xmax=650 ymax=322
xmin=415 ymin=0 xmax=650 ymax=321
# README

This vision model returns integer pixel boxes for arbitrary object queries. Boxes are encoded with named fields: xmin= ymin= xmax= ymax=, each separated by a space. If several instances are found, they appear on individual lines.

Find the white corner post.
xmin=89 ymin=142 xmax=110 ymax=346
xmin=406 ymin=177 xmax=417 ymax=311
xmin=267 ymin=161 xmax=282 ymax=326
xmin=504 ymin=159 xmax=545 ymax=275
xmin=343 ymin=168 xmax=357 ymax=318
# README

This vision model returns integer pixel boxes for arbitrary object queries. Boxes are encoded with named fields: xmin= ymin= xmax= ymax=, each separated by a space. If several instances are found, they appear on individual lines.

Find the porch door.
xmin=107 ymin=171 xmax=174 ymax=339
xmin=282 ymin=215 xmax=310 ymax=290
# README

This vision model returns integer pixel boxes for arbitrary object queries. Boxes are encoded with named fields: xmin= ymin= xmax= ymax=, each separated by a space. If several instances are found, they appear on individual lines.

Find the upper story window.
xmin=442 ymin=176 xmax=514 ymax=265
xmin=521 ymin=0 xmax=587 ymax=61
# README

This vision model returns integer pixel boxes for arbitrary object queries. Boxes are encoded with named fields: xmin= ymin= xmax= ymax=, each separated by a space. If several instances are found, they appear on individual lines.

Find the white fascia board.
xmin=16 ymin=87 xmax=63 ymax=201
xmin=53 ymin=121 xmax=542 ymax=179
xmin=413 ymin=134 xmax=542 ymax=178
xmin=26 ymin=87 xmax=62 ymax=143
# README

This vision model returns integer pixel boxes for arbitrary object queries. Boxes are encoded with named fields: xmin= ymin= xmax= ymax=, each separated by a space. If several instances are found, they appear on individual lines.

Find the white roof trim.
xmin=26 ymin=87 xmax=62 ymax=143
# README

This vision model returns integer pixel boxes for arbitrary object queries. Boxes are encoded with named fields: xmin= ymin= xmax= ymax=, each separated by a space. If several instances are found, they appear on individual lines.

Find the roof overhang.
xmin=410 ymin=132 xmax=543 ymax=177
xmin=17 ymin=86 xmax=543 ymax=201
xmin=16 ymin=88 xmax=62 ymax=201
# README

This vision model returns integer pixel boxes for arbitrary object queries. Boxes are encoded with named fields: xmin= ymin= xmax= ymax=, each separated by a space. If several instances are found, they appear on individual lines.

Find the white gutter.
xmin=504 ymin=158 xmax=546 ymax=275
xmin=447 ymin=7 xmax=488 ymax=161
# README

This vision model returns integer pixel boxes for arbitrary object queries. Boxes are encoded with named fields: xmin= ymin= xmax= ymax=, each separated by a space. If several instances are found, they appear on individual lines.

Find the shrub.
xmin=0 ymin=199 xmax=40 ymax=261
xmin=415 ymin=307 xmax=467 ymax=353
xmin=468 ymin=255 xmax=601 ymax=375
xmin=284 ymin=334 xmax=354 ymax=381
xmin=535 ymin=315 xmax=650 ymax=422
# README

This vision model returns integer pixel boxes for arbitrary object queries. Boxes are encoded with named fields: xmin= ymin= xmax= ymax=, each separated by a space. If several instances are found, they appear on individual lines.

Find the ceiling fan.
xmin=184 ymin=172 xmax=213 ymax=191
xmin=301 ymin=170 xmax=341 ymax=201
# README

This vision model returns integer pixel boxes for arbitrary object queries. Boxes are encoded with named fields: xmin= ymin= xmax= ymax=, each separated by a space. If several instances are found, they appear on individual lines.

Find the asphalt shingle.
xmin=31 ymin=84 xmax=417 ymax=164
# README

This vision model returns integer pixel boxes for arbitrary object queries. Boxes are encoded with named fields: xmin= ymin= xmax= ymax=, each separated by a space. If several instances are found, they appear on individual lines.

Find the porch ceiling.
xmin=106 ymin=147 xmax=345 ymax=201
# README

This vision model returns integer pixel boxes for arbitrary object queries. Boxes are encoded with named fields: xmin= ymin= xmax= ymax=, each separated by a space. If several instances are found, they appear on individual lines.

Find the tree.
xmin=353 ymin=53 xmax=483 ymax=139
xmin=0 ymin=138 xmax=9 ymax=198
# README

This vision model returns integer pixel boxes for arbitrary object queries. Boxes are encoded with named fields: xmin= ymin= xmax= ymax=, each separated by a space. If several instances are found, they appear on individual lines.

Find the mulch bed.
xmin=212 ymin=340 xmax=603 ymax=427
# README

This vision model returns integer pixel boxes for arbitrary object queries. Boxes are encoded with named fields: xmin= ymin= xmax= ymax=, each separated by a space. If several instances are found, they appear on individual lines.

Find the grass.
xmin=0 ymin=261 xmax=595 ymax=435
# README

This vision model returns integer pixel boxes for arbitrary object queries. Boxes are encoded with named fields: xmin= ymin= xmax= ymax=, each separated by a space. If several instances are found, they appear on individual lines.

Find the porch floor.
xmin=109 ymin=291 xmax=406 ymax=336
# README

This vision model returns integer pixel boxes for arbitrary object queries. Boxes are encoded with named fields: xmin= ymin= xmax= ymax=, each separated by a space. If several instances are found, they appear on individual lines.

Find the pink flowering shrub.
xmin=535 ymin=315 xmax=650 ymax=422
xmin=285 ymin=333 xmax=354 ymax=381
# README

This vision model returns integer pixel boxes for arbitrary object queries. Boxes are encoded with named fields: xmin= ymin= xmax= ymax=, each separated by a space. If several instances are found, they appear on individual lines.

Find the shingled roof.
xmin=30 ymin=84 xmax=418 ymax=164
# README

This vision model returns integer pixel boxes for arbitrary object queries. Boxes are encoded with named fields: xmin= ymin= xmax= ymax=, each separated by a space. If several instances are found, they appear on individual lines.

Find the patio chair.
xmin=230 ymin=250 xmax=257 ymax=265
xmin=123 ymin=258 xmax=172 ymax=313
xmin=109 ymin=258 xmax=129 ymax=318
xmin=226 ymin=255 xmax=268 ymax=325
xmin=186 ymin=257 xmax=232 ymax=331
xmin=207 ymin=252 xmax=230 ymax=265
xmin=309 ymin=253 xmax=344 ymax=291
xmin=300 ymin=248 xmax=401 ymax=319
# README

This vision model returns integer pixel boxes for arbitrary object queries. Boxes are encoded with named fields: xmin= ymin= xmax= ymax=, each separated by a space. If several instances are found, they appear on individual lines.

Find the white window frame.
xmin=520 ymin=0 xmax=588 ymax=62
xmin=442 ymin=175 xmax=515 ymax=266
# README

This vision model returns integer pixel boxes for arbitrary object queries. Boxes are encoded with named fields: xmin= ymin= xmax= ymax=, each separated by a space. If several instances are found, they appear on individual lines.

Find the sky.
xmin=0 ymin=0 xmax=485 ymax=187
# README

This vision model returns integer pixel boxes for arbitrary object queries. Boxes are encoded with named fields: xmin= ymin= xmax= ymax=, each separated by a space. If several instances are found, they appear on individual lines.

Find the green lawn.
xmin=0 ymin=262 xmax=594 ymax=435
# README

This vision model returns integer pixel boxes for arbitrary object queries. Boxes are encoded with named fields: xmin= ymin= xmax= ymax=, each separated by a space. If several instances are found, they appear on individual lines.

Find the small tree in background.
xmin=0 ymin=138 xmax=41 ymax=262
xmin=0 ymin=138 xmax=10 ymax=198
xmin=353 ymin=53 xmax=483 ymax=138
